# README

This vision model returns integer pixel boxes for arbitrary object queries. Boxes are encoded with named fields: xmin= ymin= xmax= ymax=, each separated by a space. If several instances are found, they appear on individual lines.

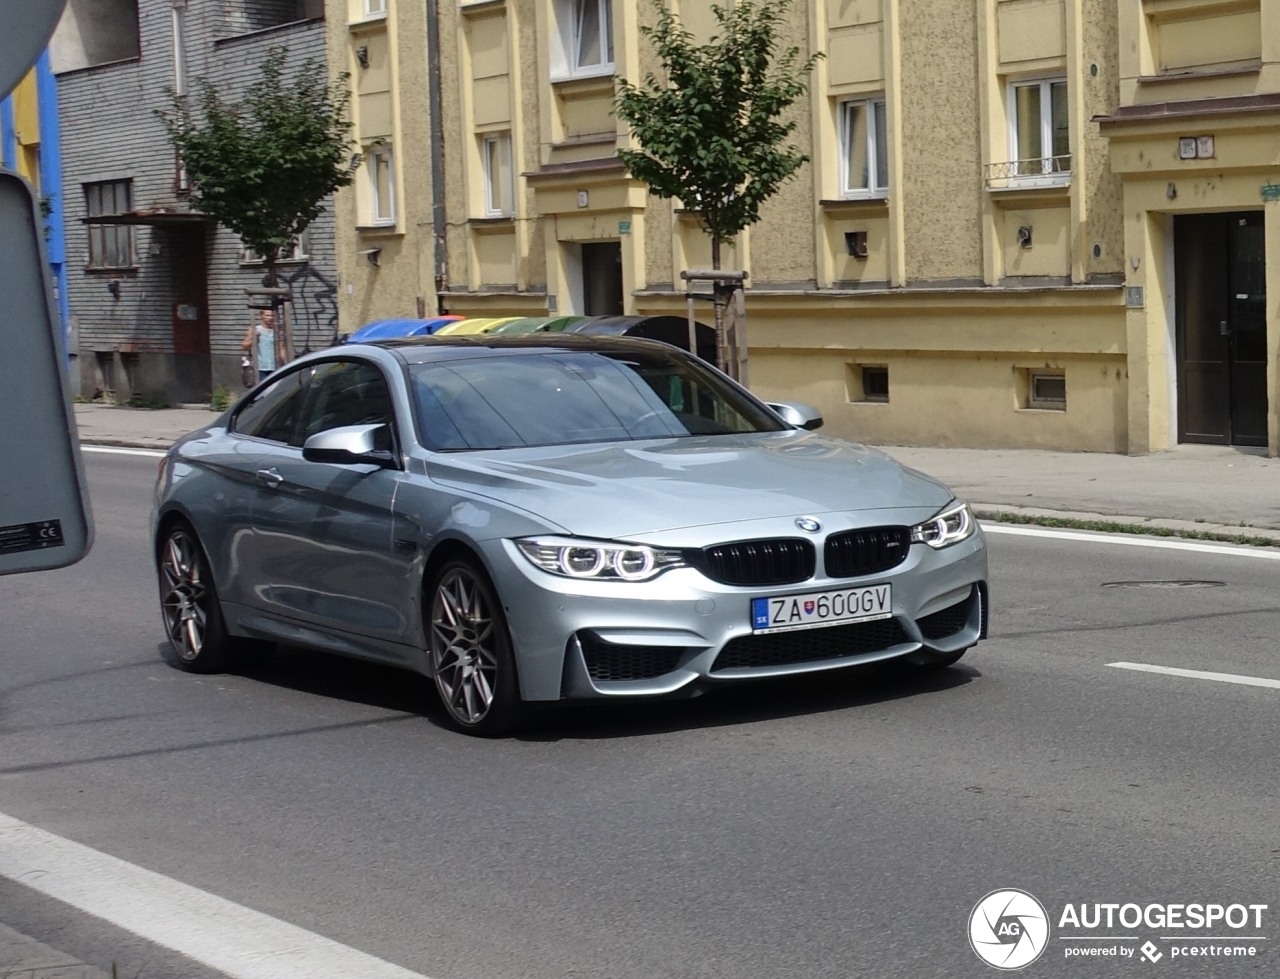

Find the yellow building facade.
xmin=330 ymin=0 xmax=1280 ymax=455
xmin=328 ymin=0 xmax=441 ymax=328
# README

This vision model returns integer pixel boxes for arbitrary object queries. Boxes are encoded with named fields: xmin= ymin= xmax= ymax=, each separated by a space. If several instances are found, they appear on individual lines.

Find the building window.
xmin=240 ymin=230 xmax=311 ymax=265
xmin=555 ymin=0 xmax=613 ymax=78
xmin=848 ymin=363 xmax=889 ymax=403
xmin=367 ymin=145 xmax=396 ymax=226
xmin=482 ymin=133 xmax=514 ymax=218
xmin=1027 ymin=370 xmax=1066 ymax=410
xmin=84 ymin=180 xmax=134 ymax=269
xmin=1008 ymin=77 xmax=1069 ymax=183
xmin=364 ymin=0 xmax=386 ymax=15
xmin=838 ymin=97 xmax=888 ymax=199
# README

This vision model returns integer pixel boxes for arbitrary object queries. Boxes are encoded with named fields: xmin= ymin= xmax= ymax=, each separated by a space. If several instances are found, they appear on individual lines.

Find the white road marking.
xmin=981 ymin=523 xmax=1280 ymax=560
xmin=1108 ymin=662 xmax=1280 ymax=691
xmin=81 ymin=445 xmax=166 ymax=459
xmin=0 ymin=811 xmax=434 ymax=979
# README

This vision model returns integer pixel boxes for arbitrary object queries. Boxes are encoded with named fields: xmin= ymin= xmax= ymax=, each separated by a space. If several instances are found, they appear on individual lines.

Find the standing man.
xmin=241 ymin=308 xmax=288 ymax=384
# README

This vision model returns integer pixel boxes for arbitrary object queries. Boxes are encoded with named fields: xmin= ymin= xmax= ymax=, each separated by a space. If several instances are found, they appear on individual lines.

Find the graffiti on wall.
xmin=284 ymin=262 xmax=339 ymax=354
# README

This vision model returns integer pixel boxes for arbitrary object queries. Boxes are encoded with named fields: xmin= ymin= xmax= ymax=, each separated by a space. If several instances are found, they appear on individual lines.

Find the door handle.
xmin=255 ymin=467 xmax=283 ymax=489
xmin=1219 ymin=320 xmax=1232 ymax=337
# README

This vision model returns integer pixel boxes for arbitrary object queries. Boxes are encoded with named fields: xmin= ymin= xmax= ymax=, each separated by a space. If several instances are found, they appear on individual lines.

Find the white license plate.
xmin=751 ymin=584 xmax=892 ymax=634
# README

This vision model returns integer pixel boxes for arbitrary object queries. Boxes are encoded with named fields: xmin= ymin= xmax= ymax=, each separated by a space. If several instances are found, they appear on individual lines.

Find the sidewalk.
xmin=73 ymin=402 xmax=1280 ymax=542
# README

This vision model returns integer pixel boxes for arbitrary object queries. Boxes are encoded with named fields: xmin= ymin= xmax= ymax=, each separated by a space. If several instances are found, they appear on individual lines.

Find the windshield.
xmin=407 ymin=348 xmax=787 ymax=451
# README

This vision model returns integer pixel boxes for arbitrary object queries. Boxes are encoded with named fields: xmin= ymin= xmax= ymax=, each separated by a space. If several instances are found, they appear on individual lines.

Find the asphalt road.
xmin=1 ymin=450 xmax=1278 ymax=979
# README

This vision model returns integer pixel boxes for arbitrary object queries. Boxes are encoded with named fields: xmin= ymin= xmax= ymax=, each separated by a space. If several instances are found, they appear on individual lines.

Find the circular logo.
xmin=795 ymin=516 xmax=822 ymax=533
xmin=969 ymin=889 xmax=1050 ymax=970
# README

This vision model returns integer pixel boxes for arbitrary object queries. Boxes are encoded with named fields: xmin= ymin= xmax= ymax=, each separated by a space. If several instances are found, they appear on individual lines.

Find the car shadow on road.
xmin=520 ymin=663 xmax=981 ymax=741
xmin=227 ymin=644 xmax=980 ymax=740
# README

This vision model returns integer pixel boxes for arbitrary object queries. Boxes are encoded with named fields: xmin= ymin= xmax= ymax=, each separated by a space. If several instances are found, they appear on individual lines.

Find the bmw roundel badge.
xmin=795 ymin=516 xmax=822 ymax=533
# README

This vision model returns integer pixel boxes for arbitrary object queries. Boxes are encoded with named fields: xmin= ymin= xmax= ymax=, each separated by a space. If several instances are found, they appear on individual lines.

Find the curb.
xmin=0 ymin=922 xmax=112 ymax=979
xmin=973 ymin=504 xmax=1280 ymax=548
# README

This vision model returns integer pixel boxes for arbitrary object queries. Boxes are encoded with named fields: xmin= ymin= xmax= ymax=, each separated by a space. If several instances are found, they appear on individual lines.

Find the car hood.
xmin=424 ymin=431 xmax=955 ymax=538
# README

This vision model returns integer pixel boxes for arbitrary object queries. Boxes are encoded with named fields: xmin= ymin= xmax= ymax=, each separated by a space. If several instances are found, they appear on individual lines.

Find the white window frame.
xmin=482 ymin=132 xmax=514 ymax=218
xmin=363 ymin=0 xmax=387 ymax=16
xmin=239 ymin=229 xmax=311 ymax=265
xmin=552 ymin=0 xmax=613 ymax=80
xmin=368 ymin=145 xmax=396 ymax=226
xmin=1006 ymin=75 xmax=1070 ymax=187
xmin=837 ymin=96 xmax=888 ymax=199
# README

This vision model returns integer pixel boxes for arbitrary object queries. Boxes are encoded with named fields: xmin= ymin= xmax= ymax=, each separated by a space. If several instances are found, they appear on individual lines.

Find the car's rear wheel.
xmin=427 ymin=558 xmax=523 ymax=736
xmin=157 ymin=523 xmax=238 ymax=673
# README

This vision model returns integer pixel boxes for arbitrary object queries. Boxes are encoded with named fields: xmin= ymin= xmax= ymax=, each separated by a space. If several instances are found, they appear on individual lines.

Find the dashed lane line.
xmin=1108 ymin=662 xmax=1280 ymax=691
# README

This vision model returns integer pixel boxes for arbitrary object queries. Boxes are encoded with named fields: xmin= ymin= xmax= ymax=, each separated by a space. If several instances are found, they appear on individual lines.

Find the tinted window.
xmin=233 ymin=360 xmax=394 ymax=450
xmin=233 ymin=368 xmax=306 ymax=444
xmin=295 ymin=361 xmax=395 ymax=451
xmin=407 ymin=348 xmax=784 ymax=451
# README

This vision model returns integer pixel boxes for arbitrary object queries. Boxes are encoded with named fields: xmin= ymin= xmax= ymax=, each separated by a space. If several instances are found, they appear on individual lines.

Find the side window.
xmin=232 ymin=368 xmax=307 ymax=443
xmin=294 ymin=360 xmax=396 ymax=451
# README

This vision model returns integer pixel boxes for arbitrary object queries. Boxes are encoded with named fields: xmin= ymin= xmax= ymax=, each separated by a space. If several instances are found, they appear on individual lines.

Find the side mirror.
xmin=767 ymin=401 xmax=824 ymax=431
xmin=302 ymin=424 xmax=398 ymax=468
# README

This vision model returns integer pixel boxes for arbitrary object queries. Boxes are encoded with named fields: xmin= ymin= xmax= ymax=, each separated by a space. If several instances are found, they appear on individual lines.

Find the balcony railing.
xmin=984 ymin=155 xmax=1072 ymax=190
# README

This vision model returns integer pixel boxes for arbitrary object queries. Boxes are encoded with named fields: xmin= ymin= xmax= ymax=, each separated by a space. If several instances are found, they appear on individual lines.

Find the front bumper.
xmin=481 ymin=530 xmax=989 ymax=703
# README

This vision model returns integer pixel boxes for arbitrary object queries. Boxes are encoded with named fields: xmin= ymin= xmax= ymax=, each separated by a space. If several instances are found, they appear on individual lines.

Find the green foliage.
xmin=157 ymin=46 xmax=357 ymax=283
xmin=209 ymin=385 xmax=233 ymax=412
xmin=614 ymin=0 xmax=822 ymax=267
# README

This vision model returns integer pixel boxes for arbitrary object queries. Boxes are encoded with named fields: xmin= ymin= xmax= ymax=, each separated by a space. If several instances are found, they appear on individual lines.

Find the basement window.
xmin=848 ymin=363 xmax=889 ymax=403
xmin=1027 ymin=370 xmax=1066 ymax=410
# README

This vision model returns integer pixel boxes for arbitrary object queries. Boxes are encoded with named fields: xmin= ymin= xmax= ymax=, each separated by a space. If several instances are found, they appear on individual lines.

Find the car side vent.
xmin=695 ymin=538 xmax=815 ymax=586
xmin=825 ymin=526 xmax=911 ymax=578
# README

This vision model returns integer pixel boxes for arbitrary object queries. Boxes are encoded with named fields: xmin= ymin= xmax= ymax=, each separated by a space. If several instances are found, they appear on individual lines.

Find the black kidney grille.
xmin=824 ymin=526 xmax=911 ymax=578
xmin=697 ymin=538 xmax=815 ymax=586
xmin=917 ymin=586 xmax=977 ymax=640
xmin=579 ymin=634 xmax=686 ymax=682
xmin=712 ymin=618 xmax=909 ymax=672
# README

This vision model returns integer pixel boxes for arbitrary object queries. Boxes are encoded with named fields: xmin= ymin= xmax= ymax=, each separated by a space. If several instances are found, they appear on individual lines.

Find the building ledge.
xmin=524 ymin=157 xmax=627 ymax=182
xmin=819 ymin=197 xmax=890 ymax=213
xmin=1097 ymin=92 xmax=1280 ymax=126
xmin=1137 ymin=61 xmax=1261 ymax=86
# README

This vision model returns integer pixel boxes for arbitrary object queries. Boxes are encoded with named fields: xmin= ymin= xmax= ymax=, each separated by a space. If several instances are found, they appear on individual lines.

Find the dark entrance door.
xmin=1175 ymin=212 xmax=1267 ymax=446
xmin=168 ymin=226 xmax=211 ymax=401
xmin=582 ymin=241 xmax=623 ymax=316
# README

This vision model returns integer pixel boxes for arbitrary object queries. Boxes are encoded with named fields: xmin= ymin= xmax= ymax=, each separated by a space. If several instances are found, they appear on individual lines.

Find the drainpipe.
xmin=425 ymin=0 xmax=448 ymax=313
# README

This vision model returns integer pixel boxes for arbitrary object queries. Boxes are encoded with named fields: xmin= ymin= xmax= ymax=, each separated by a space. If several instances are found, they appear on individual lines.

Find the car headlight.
xmin=910 ymin=502 xmax=976 ymax=549
xmin=515 ymin=537 xmax=686 ymax=582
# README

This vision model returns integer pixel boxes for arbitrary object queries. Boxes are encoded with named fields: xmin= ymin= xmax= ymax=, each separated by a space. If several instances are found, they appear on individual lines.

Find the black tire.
xmin=427 ymin=558 xmax=524 ymax=737
xmin=157 ymin=523 xmax=266 ymax=673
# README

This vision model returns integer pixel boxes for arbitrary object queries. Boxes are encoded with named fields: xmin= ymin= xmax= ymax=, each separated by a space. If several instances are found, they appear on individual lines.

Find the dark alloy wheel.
xmin=428 ymin=558 xmax=523 ymax=736
xmin=157 ymin=522 xmax=275 ymax=672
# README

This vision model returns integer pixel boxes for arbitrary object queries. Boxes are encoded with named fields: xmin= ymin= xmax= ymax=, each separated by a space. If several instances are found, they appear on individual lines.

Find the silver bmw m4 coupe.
xmin=153 ymin=334 xmax=987 ymax=735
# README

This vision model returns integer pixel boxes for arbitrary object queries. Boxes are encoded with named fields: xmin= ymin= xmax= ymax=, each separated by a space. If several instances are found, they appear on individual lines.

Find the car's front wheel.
xmin=157 ymin=523 xmax=237 ymax=673
xmin=427 ymin=558 xmax=523 ymax=736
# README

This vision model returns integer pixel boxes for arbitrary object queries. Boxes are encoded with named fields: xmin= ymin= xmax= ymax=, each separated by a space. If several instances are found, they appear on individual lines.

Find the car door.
xmin=240 ymin=357 xmax=416 ymax=653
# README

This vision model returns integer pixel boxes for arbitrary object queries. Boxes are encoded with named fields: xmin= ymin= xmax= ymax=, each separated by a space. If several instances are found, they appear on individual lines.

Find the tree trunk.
xmin=711 ymin=236 xmax=732 ymax=377
xmin=264 ymin=255 xmax=295 ymax=364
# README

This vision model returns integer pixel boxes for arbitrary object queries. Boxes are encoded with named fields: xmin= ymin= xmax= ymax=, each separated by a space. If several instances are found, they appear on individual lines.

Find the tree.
xmin=614 ymin=0 xmax=822 ymax=371
xmin=157 ymin=46 xmax=357 ymax=296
